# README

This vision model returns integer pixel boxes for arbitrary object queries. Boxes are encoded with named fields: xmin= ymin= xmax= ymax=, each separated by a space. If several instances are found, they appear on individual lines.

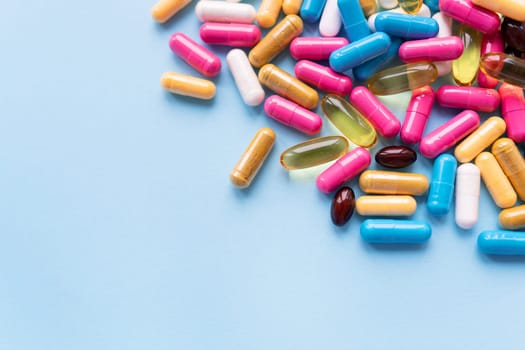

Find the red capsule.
xmin=375 ymin=145 xmax=417 ymax=169
xmin=331 ymin=186 xmax=356 ymax=226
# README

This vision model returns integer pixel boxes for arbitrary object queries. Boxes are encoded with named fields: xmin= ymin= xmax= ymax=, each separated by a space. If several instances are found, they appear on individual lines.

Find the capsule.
xmin=380 ymin=0 xmax=399 ymax=9
xmin=226 ymin=49 xmax=265 ymax=106
xmin=452 ymin=23 xmax=482 ymax=86
xmin=500 ymin=84 xmax=525 ymax=142
xmin=331 ymin=187 xmax=355 ymax=226
xmin=282 ymin=0 xmax=303 ymax=14
xmin=399 ymin=36 xmax=464 ymax=63
xmin=319 ymin=0 xmax=342 ymax=37
xmin=160 ymin=72 xmax=216 ymax=100
xmin=280 ymin=136 xmax=349 ymax=170
xmin=436 ymin=86 xmax=500 ymax=112
xmin=454 ymin=163 xmax=480 ymax=229
xmin=151 ymin=0 xmax=192 ymax=23
xmin=195 ymin=1 xmax=256 ymax=23
xmin=390 ymin=3 xmax=431 ymax=17
xmin=353 ymin=37 xmax=402 ymax=82
xmin=230 ymin=127 xmax=275 ymax=188
xmin=356 ymin=195 xmax=417 ymax=216
xmin=199 ymin=23 xmax=261 ymax=47
xmin=398 ymin=0 xmax=423 ymax=13
xmin=475 ymin=152 xmax=517 ymax=208
xmin=349 ymin=86 xmax=401 ymax=138
xmin=256 ymin=0 xmax=282 ymax=28
xmin=424 ymin=0 xmax=440 ymax=12
xmin=329 ymin=32 xmax=391 ymax=72
xmin=359 ymin=170 xmax=429 ymax=195
xmin=480 ymin=53 xmax=525 ymax=88
xmin=438 ymin=0 xmax=501 ymax=34
xmin=300 ymin=0 xmax=327 ymax=23
xmin=454 ymin=116 xmax=506 ymax=163
xmin=360 ymin=0 xmax=378 ymax=16
xmin=499 ymin=205 xmax=525 ymax=230
xmin=471 ymin=0 xmax=525 ymax=22
xmin=338 ymin=0 xmax=372 ymax=42
xmin=373 ymin=13 xmax=439 ymax=39
xmin=478 ymin=31 xmax=504 ymax=88
xmin=419 ymin=110 xmax=480 ymax=159
xmin=501 ymin=17 xmax=525 ymax=52
xmin=321 ymin=94 xmax=377 ymax=148
xmin=367 ymin=62 xmax=438 ymax=95
xmin=317 ymin=147 xmax=372 ymax=193
xmin=492 ymin=138 xmax=525 ymax=201
xmin=290 ymin=37 xmax=349 ymax=61
xmin=401 ymin=85 xmax=435 ymax=144
xmin=478 ymin=230 xmax=525 ymax=255
xmin=432 ymin=12 xmax=454 ymax=77
xmin=169 ymin=33 xmax=222 ymax=78
xmin=249 ymin=15 xmax=303 ymax=68
xmin=294 ymin=60 xmax=353 ymax=95
xmin=360 ymin=219 xmax=432 ymax=244
xmin=375 ymin=146 xmax=417 ymax=169
xmin=427 ymin=154 xmax=457 ymax=216
xmin=264 ymin=95 xmax=323 ymax=135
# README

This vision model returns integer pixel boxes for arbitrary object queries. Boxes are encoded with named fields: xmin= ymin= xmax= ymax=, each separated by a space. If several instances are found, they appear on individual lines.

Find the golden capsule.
xmin=492 ymin=138 xmax=525 ymax=201
xmin=499 ymin=205 xmax=525 ymax=230
xmin=452 ymin=22 xmax=482 ymax=86
xmin=280 ymin=136 xmax=349 ymax=170
xmin=161 ymin=72 xmax=216 ymax=100
xmin=359 ymin=170 xmax=429 ymax=195
xmin=475 ymin=152 xmax=517 ymax=209
xmin=151 ymin=0 xmax=192 ymax=23
xmin=454 ymin=116 xmax=506 ymax=163
xmin=367 ymin=62 xmax=438 ymax=95
xmin=257 ymin=0 xmax=283 ymax=28
xmin=359 ymin=0 xmax=378 ymax=17
xmin=356 ymin=195 xmax=417 ymax=216
xmin=282 ymin=0 xmax=303 ymax=14
xmin=398 ymin=0 xmax=422 ymax=14
xmin=480 ymin=53 xmax=525 ymax=88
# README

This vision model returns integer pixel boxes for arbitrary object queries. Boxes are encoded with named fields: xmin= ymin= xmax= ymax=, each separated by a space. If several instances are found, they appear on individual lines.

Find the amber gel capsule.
xmin=331 ymin=187 xmax=355 ymax=226
xmin=492 ymin=138 xmax=525 ymax=201
xmin=161 ymin=72 xmax=216 ymax=100
xmin=480 ymin=53 xmax=525 ymax=88
xmin=499 ymin=205 xmax=525 ymax=230
xmin=359 ymin=170 xmax=429 ymax=195
xmin=398 ymin=0 xmax=422 ymax=14
xmin=367 ymin=62 xmax=438 ymax=95
xmin=280 ymin=136 xmax=349 ymax=170
xmin=452 ymin=23 xmax=482 ymax=86
xmin=454 ymin=116 xmax=506 ymax=163
xmin=475 ymin=152 xmax=517 ymax=208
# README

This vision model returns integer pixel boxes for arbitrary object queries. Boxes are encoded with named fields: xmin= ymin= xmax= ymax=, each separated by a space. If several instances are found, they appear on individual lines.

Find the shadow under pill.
xmin=164 ymin=91 xmax=217 ymax=109
xmin=477 ymin=251 xmax=525 ymax=263
xmin=362 ymin=241 xmax=430 ymax=252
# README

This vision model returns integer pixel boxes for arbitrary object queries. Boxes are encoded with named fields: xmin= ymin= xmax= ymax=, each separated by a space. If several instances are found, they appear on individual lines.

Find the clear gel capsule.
xmin=317 ymin=147 xmax=372 ymax=193
xmin=374 ymin=12 xmax=439 ymax=39
xmin=399 ymin=0 xmax=422 ymax=14
xmin=478 ymin=230 xmax=525 ymax=255
xmin=199 ymin=23 xmax=261 ymax=47
xmin=475 ymin=152 xmax=517 ymax=208
xmin=360 ymin=219 xmax=432 ymax=244
xmin=401 ymin=85 xmax=435 ymax=144
xmin=319 ymin=0 xmax=342 ymax=37
xmin=226 ymin=49 xmax=265 ymax=106
xmin=480 ymin=53 xmax=525 ymax=88
xmin=338 ymin=0 xmax=372 ymax=42
xmin=169 ymin=33 xmax=222 ymax=78
xmin=436 ymin=86 xmax=500 ymax=112
xmin=282 ymin=0 xmax=303 ymax=14
xmin=356 ymin=195 xmax=417 ymax=216
xmin=160 ymin=72 xmax=216 ymax=100
xmin=499 ymin=205 xmax=525 ymax=230
xmin=359 ymin=170 xmax=429 ymax=195
xmin=455 ymin=163 xmax=480 ymax=230
xmin=360 ymin=0 xmax=378 ymax=17
xmin=427 ymin=154 xmax=457 ymax=216
xmin=329 ymin=32 xmax=392 ymax=72
xmin=301 ymin=0 xmax=328 ymax=23
xmin=471 ymin=0 xmax=525 ymax=22
xmin=290 ymin=37 xmax=349 ymax=60
xmin=492 ymin=138 xmax=525 ymax=201
xmin=367 ymin=62 xmax=438 ymax=95
xmin=478 ymin=31 xmax=505 ymax=88
xmin=452 ymin=23 xmax=482 ymax=86
xmin=256 ymin=0 xmax=283 ymax=28
xmin=354 ymin=37 xmax=402 ymax=82
xmin=195 ymin=1 xmax=256 ymax=23
xmin=263 ymin=95 xmax=323 ymax=135
xmin=294 ymin=60 xmax=353 ymax=95
xmin=499 ymin=84 xmax=525 ymax=142
xmin=454 ymin=116 xmax=506 ymax=163
xmin=439 ymin=0 xmax=501 ymax=34
xmin=280 ymin=136 xmax=349 ymax=170
xmin=399 ymin=36 xmax=464 ymax=63
xmin=152 ymin=0 xmax=192 ymax=23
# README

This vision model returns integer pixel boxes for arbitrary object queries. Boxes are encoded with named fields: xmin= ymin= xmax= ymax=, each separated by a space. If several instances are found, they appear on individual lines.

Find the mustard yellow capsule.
xmin=359 ymin=170 xmax=429 ymax=195
xmin=356 ymin=195 xmax=417 ymax=216
xmin=249 ymin=15 xmax=303 ymax=68
xmin=499 ymin=205 xmax=525 ymax=230
xmin=257 ymin=0 xmax=283 ymax=28
xmin=258 ymin=64 xmax=319 ymax=109
xmin=282 ymin=0 xmax=303 ymax=14
xmin=454 ymin=116 xmax=506 ymax=163
xmin=475 ymin=152 xmax=517 ymax=209
xmin=161 ymin=72 xmax=216 ymax=100
xmin=151 ymin=0 xmax=192 ymax=23
xmin=452 ymin=23 xmax=482 ymax=86
xmin=492 ymin=138 xmax=525 ymax=201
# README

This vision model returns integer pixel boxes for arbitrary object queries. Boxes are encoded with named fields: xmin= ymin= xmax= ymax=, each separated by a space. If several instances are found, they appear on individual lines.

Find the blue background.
xmin=1 ymin=1 xmax=524 ymax=349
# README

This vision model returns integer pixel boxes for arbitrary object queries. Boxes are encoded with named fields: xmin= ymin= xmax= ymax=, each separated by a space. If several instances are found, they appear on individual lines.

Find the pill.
xmin=480 ymin=53 xmax=525 ymax=88
xmin=439 ymin=0 xmax=500 ymax=34
xmin=360 ymin=219 xmax=431 ymax=244
xmin=424 ymin=0 xmax=440 ymax=12
xmin=169 ymin=33 xmax=222 ymax=78
xmin=329 ymin=32 xmax=392 ymax=72
xmin=353 ymin=37 xmax=402 ymax=82
xmin=478 ymin=31 xmax=505 ymax=88
xmin=452 ymin=23 xmax=482 ymax=86
xmin=432 ymin=12 xmax=454 ymax=77
xmin=360 ymin=0 xmax=378 ymax=16
xmin=398 ymin=0 xmax=422 ymax=13
xmin=427 ymin=153 xmax=457 ymax=216
xmin=478 ymin=230 xmax=525 ymax=255
xmin=195 ymin=1 xmax=256 ymax=23
xmin=199 ymin=23 xmax=261 ymax=47
xmin=492 ymin=138 xmax=525 ymax=201
xmin=256 ymin=0 xmax=282 ymax=28
xmin=391 ymin=3 xmax=431 ymax=17
xmin=501 ymin=17 xmax=525 ymax=52
xmin=475 ymin=152 xmax=517 ymax=208
xmin=160 ymin=71 xmax=216 ymax=100
xmin=263 ymin=95 xmax=323 ymax=135
xmin=259 ymin=64 xmax=319 ymax=109
xmin=226 ymin=49 xmax=265 ymax=106
xmin=300 ymin=0 xmax=327 ymax=23
xmin=455 ymin=163 xmax=480 ymax=230
xmin=338 ymin=0 xmax=372 ymax=42
xmin=436 ymin=86 xmax=500 ymax=112
xmin=499 ymin=205 xmax=525 ymax=230
xmin=356 ymin=195 xmax=417 ymax=216
xmin=367 ymin=62 xmax=438 ymax=95
xmin=471 ymin=0 xmax=525 ymax=22
xmin=374 ymin=12 xmax=439 ymax=39
xmin=420 ymin=110 xmax=480 ymax=159
xmin=379 ymin=0 xmax=399 ymax=9
xmin=282 ymin=0 xmax=303 ymax=14
xmin=375 ymin=145 xmax=417 ymax=169
xmin=249 ymin=15 xmax=303 ymax=68
xmin=359 ymin=170 xmax=429 ymax=195
xmin=317 ymin=147 xmax=371 ymax=193
xmin=401 ymin=85 xmax=435 ymax=144
xmin=280 ymin=136 xmax=349 ymax=170
xmin=321 ymin=94 xmax=377 ymax=148
xmin=294 ymin=60 xmax=353 ymax=96
xmin=454 ymin=116 xmax=506 ymax=163
xmin=230 ymin=127 xmax=275 ymax=189
xmin=399 ymin=36 xmax=464 ymax=63
xmin=331 ymin=186 xmax=356 ymax=226
xmin=319 ymin=0 xmax=342 ymax=37
xmin=290 ymin=37 xmax=349 ymax=60
xmin=152 ymin=0 xmax=192 ymax=23
xmin=499 ymin=84 xmax=525 ymax=142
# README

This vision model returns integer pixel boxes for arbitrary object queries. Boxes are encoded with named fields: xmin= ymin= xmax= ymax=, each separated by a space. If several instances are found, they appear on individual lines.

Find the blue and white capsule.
xmin=300 ymin=0 xmax=328 ymax=23
xmin=360 ymin=219 xmax=432 ymax=244
xmin=478 ymin=231 xmax=525 ymax=256
xmin=374 ymin=12 xmax=439 ymax=39
xmin=353 ymin=37 xmax=401 ymax=81
xmin=329 ymin=32 xmax=391 ymax=72
xmin=427 ymin=154 xmax=457 ymax=216
xmin=337 ymin=0 xmax=372 ymax=42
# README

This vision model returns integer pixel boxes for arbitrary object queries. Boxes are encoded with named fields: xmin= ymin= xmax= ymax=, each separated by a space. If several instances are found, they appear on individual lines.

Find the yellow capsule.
xmin=359 ymin=0 xmax=378 ymax=17
xmin=472 ymin=0 xmax=525 ymax=22
xmin=230 ymin=127 xmax=276 ymax=189
xmin=282 ymin=0 xmax=303 ymax=14
xmin=367 ymin=63 xmax=438 ymax=95
xmin=356 ymin=195 xmax=417 ymax=216
xmin=452 ymin=22 xmax=482 ymax=86
xmin=492 ymin=138 xmax=525 ymax=201
xmin=258 ymin=64 xmax=319 ymax=109
xmin=499 ymin=205 xmax=525 ymax=230
xmin=249 ymin=15 xmax=303 ymax=68
xmin=161 ymin=72 xmax=216 ymax=100
xmin=475 ymin=152 xmax=517 ymax=208
xmin=257 ymin=0 xmax=283 ymax=28
xmin=359 ymin=170 xmax=429 ymax=195
xmin=480 ymin=53 xmax=525 ymax=89
xmin=454 ymin=116 xmax=506 ymax=163
xmin=151 ymin=0 xmax=192 ymax=23
xmin=398 ymin=0 xmax=422 ymax=14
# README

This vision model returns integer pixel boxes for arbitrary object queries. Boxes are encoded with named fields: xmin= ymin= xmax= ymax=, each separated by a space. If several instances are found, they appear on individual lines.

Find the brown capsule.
xmin=331 ymin=187 xmax=355 ymax=226
xmin=375 ymin=145 xmax=417 ymax=169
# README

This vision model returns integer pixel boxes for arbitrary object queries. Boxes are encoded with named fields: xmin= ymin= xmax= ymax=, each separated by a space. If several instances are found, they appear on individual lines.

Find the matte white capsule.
xmin=432 ymin=12 xmax=453 ymax=76
xmin=226 ymin=49 xmax=265 ymax=106
xmin=455 ymin=163 xmax=480 ymax=229
xmin=319 ymin=0 xmax=342 ymax=37
xmin=195 ymin=1 xmax=257 ymax=23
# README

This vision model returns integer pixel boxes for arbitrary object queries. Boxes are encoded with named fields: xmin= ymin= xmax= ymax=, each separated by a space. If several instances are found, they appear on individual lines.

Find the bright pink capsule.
xmin=401 ymin=86 xmax=435 ymax=144
xmin=420 ymin=110 xmax=480 ymax=158
xmin=439 ymin=0 xmax=500 ymax=34
xmin=349 ymin=86 xmax=401 ymax=138
xmin=399 ymin=36 xmax=464 ymax=63
xmin=169 ymin=33 xmax=221 ymax=77
xmin=263 ymin=95 xmax=323 ymax=135
xmin=316 ymin=147 xmax=371 ymax=193
xmin=436 ymin=86 xmax=500 ymax=112
xmin=290 ymin=37 xmax=349 ymax=61
xmin=294 ymin=60 xmax=353 ymax=96
xmin=477 ymin=31 xmax=504 ymax=88
xmin=199 ymin=23 xmax=261 ymax=47
xmin=500 ymin=84 xmax=525 ymax=142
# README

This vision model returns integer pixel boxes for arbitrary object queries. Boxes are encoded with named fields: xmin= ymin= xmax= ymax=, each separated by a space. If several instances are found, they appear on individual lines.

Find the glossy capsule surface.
xmin=290 ymin=37 xmax=349 ymax=60
xmin=399 ymin=36 xmax=464 ymax=63
xmin=500 ymin=84 xmax=525 ymax=142
xmin=452 ymin=23 xmax=482 ymax=86
xmin=331 ymin=187 xmax=355 ymax=226
xmin=478 ymin=231 xmax=525 ymax=255
xmin=354 ymin=37 xmax=402 ymax=82
xmin=161 ymin=72 xmax=216 ymax=100
xmin=199 ymin=23 xmax=261 ymax=47
xmin=427 ymin=154 xmax=456 ymax=216
xmin=454 ymin=116 xmax=506 ymax=163
xmin=374 ymin=12 xmax=439 ymax=39
xmin=226 ymin=49 xmax=265 ymax=106
xmin=282 ymin=0 xmax=303 ymax=14
xmin=401 ymin=85 xmax=434 ymax=144
xmin=169 ymin=33 xmax=222 ymax=78
xmin=398 ymin=0 xmax=422 ymax=13
xmin=475 ymin=152 xmax=517 ymax=208
xmin=256 ymin=0 xmax=283 ymax=28
xmin=360 ymin=219 xmax=431 ymax=244
xmin=359 ymin=170 xmax=429 ymax=195
xmin=492 ymin=138 xmax=525 ymax=201
xmin=195 ymin=1 xmax=256 ymax=23
xmin=329 ymin=32 xmax=391 ymax=72
xmin=499 ymin=205 xmax=525 ymax=230
xmin=280 ymin=136 xmax=349 ymax=170
xmin=264 ymin=95 xmax=322 ymax=135
xmin=338 ymin=0 xmax=372 ymax=42
xmin=437 ymin=86 xmax=500 ymax=112
xmin=424 ymin=0 xmax=439 ymax=11
xmin=472 ymin=0 xmax=525 ymax=22
xmin=455 ymin=163 xmax=480 ymax=229
xmin=367 ymin=62 xmax=438 ymax=95
xmin=480 ymin=53 xmax=525 ymax=88
xmin=317 ymin=147 xmax=372 ymax=193
xmin=432 ymin=12 xmax=454 ymax=77
xmin=478 ymin=31 xmax=504 ymax=88
xmin=501 ymin=17 xmax=525 ymax=52
xmin=356 ymin=195 xmax=417 ymax=216
xmin=375 ymin=145 xmax=417 ymax=169
xmin=294 ymin=60 xmax=353 ymax=96
xmin=152 ymin=0 xmax=192 ymax=23
xmin=319 ymin=0 xmax=342 ymax=37
xmin=300 ymin=0 xmax=327 ymax=23
xmin=439 ymin=0 xmax=501 ymax=34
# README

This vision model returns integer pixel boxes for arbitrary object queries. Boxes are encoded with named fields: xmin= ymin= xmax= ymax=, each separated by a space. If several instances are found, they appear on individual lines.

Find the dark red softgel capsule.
xmin=331 ymin=186 xmax=355 ymax=226
xmin=375 ymin=145 xmax=417 ymax=168
xmin=502 ymin=17 xmax=525 ymax=52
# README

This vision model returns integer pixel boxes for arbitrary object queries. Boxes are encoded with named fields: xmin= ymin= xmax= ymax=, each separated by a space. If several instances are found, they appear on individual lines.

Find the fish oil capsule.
xmin=492 ymin=138 xmax=525 ymax=201
xmin=360 ymin=219 xmax=432 ymax=244
xmin=480 ymin=53 xmax=525 ymax=88
xmin=331 ymin=187 xmax=356 ymax=226
xmin=427 ymin=154 xmax=457 ymax=216
xmin=317 ymin=147 xmax=371 ymax=193
xmin=283 ymin=0 xmax=303 ymax=14
xmin=280 ymin=136 xmax=349 ymax=170
xmin=264 ymin=95 xmax=323 ymax=135
xmin=500 ymin=84 xmax=525 ymax=142
xmin=249 ymin=15 xmax=303 ymax=68
xmin=380 ymin=0 xmax=399 ymax=9
xmin=354 ymin=37 xmax=402 ymax=81
xmin=398 ymin=0 xmax=422 ymax=13
xmin=478 ymin=31 xmax=504 ymax=88
xmin=390 ymin=3 xmax=431 ymax=17
xmin=367 ymin=62 xmax=438 ymax=95
xmin=301 ymin=0 xmax=328 ymax=23
xmin=436 ymin=86 xmax=500 ymax=112
xmin=321 ymin=94 xmax=377 ymax=148
xmin=258 ymin=64 xmax=319 ymax=109
xmin=375 ymin=145 xmax=417 ymax=169
xmin=294 ymin=60 xmax=353 ymax=96
xmin=359 ymin=170 xmax=429 ymax=195
xmin=454 ymin=117 xmax=506 ymax=163
xmin=360 ymin=0 xmax=378 ymax=17
xmin=319 ymin=0 xmax=342 ymax=37
xmin=356 ymin=195 xmax=417 ymax=216
xmin=160 ymin=72 xmax=216 ymax=100
xmin=226 ymin=49 xmax=265 ymax=106
xmin=399 ymin=36 xmax=464 ymax=63
xmin=455 ymin=163 xmax=480 ymax=229
xmin=373 ymin=13 xmax=439 ymax=39
xmin=420 ymin=110 xmax=480 ymax=159
xmin=290 ymin=37 xmax=349 ymax=60
xmin=169 ymin=33 xmax=222 ymax=78
xmin=472 ymin=0 xmax=525 ymax=22
xmin=230 ymin=127 xmax=275 ymax=188
xmin=401 ymin=85 xmax=435 ymax=144
xmin=501 ymin=17 xmax=525 ymax=52
xmin=439 ymin=0 xmax=501 ymax=34
xmin=256 ymin=0 xmax=283 ymax=28
xmin=432 ymin=12 xmax=454 ymax=76
xmin=338 ymin=0 xmax=372 ymax=42
xmin=452 ymin=23 xmax=482 ymax=86
xmin=152 ymin=0 xmax=192 ymax=23
xmin=499 ymin=205 xmax=525 ymax=230
xmin=195 ymin=1 xmax=256 ymax=23
xmin=475 ymin=152 xmax=517 ymax=208
xmin=478 ymin=230 xmax=525 ymax=255
xmin=200 ymin=23 xmax=261 ymax=47
xmin=329 ymin=32 xmax=392 ymax=72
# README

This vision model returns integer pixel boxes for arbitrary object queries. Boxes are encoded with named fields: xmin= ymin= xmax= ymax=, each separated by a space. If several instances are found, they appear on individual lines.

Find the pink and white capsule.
xmin=500 ymin=84 xmax=525 ymax=143
xmin=399 ymin=36 xmax=464 ymax=63
xmin=264 ymin=95 xmax=323 ymax=135
xmin=401 ymin=85 xmax=435 ymax=144
xmin=316 ymin=147 xmax=371 ymax=193
xmin=294 ymin=60 xmax=352 ymax=96
xmin=436 ymin=86 xmax=500 ymax=112
xmin=169 ymin=33 xmax=222 ymax=77
xmin=439 ymin=0 xmax=500 ymax=34
xmin=290 ymin=37 xmax=349 ymax=61
xmin=478 ymin=31 xmax=504 ymax=88
xmin=319 ymin=0 xmax=342 ymax=37
xmin=200 ymin=23 xmax=261 ymax=47
xmin=420 ymin=110 xmax=480 ymax=158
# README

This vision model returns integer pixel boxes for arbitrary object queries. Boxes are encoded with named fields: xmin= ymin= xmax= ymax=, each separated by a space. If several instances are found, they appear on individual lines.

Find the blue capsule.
xmin=424 ymin=0 xmax=440 ymax=12
xmin=360 ymin=219 xmax=432 ymax=244
xmin=300 ymin=0 xmax=328 ymax=23
xmin=337 ymin=0 xmax=372 ymax=42
xmin=427 ymin=154 xmax=457 ymax=216
xmin=353 ymin=37 xmax=401 ymax=81
xmin=329 ymin=32 xmax=391 ymax=72
xmin=374 ymin=12 xmax=439 ymax=39
xmin=478 ymin=231 xmax=525 ymax=255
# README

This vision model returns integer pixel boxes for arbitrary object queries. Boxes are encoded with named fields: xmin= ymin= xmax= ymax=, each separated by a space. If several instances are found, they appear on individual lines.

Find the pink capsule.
xmin=349 ymin=86 xmax=401 ymax=138
xmin=199 ymin=23 xmax=261 ymax=47
xmin=263 ymin=95 xmax=323 ymax=135
xmin=316 ymin=147 xmax=371 ymax=194
xmin=436 ymin=86 xmax=500 ymax=112
xmin=399 ymin=36 xmax=464 ymax=63
xmin=477 ymin=31 xmax=504 ymax=88
xmin=420 ymin=110 xmax=480 ymax=158
xmin=294 ymin=60 xmax=353 ymax=96
xmin=439 ymin=0 xmax=500 ymax=34
xmin=401 ymin=86 xmax=435 ymax=144
xmin=290 ymin=37 xmax=349 ymax=61
xmin=500 ymin=84 xmax=525 ymax=143
xmin=169 ymin=33 xmax=221 ymax=77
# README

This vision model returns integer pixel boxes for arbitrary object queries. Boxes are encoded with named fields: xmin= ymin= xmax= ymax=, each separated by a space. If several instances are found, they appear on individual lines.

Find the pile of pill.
xmin=152 ymin=0 xmax=525 ymax=255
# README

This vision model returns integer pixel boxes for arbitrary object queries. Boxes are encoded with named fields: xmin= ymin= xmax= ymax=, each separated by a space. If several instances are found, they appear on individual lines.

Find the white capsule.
xmin=195 ymin=1 xmax=256 ymax=23
xmin=368 ymin=13 xmax=378 ymax=31
xmin=379 ymin=0 xmax=398 ymax=9
xmin=432 ymin=12 xmax=454 ymax=76
xmin=390 ymin=4 xmax=431 ymax=17
xmin=319 ymin=0 xmax=342 ymax=37
xmin=455 ymin=163 xmax=480 ymax=230
xmin=226 ymin=49 xmax=265 ymax=106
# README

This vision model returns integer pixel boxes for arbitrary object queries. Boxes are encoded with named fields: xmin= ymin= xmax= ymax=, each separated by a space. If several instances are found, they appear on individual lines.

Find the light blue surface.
xmin=1 ymin=1 xmax=525 ymax=350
